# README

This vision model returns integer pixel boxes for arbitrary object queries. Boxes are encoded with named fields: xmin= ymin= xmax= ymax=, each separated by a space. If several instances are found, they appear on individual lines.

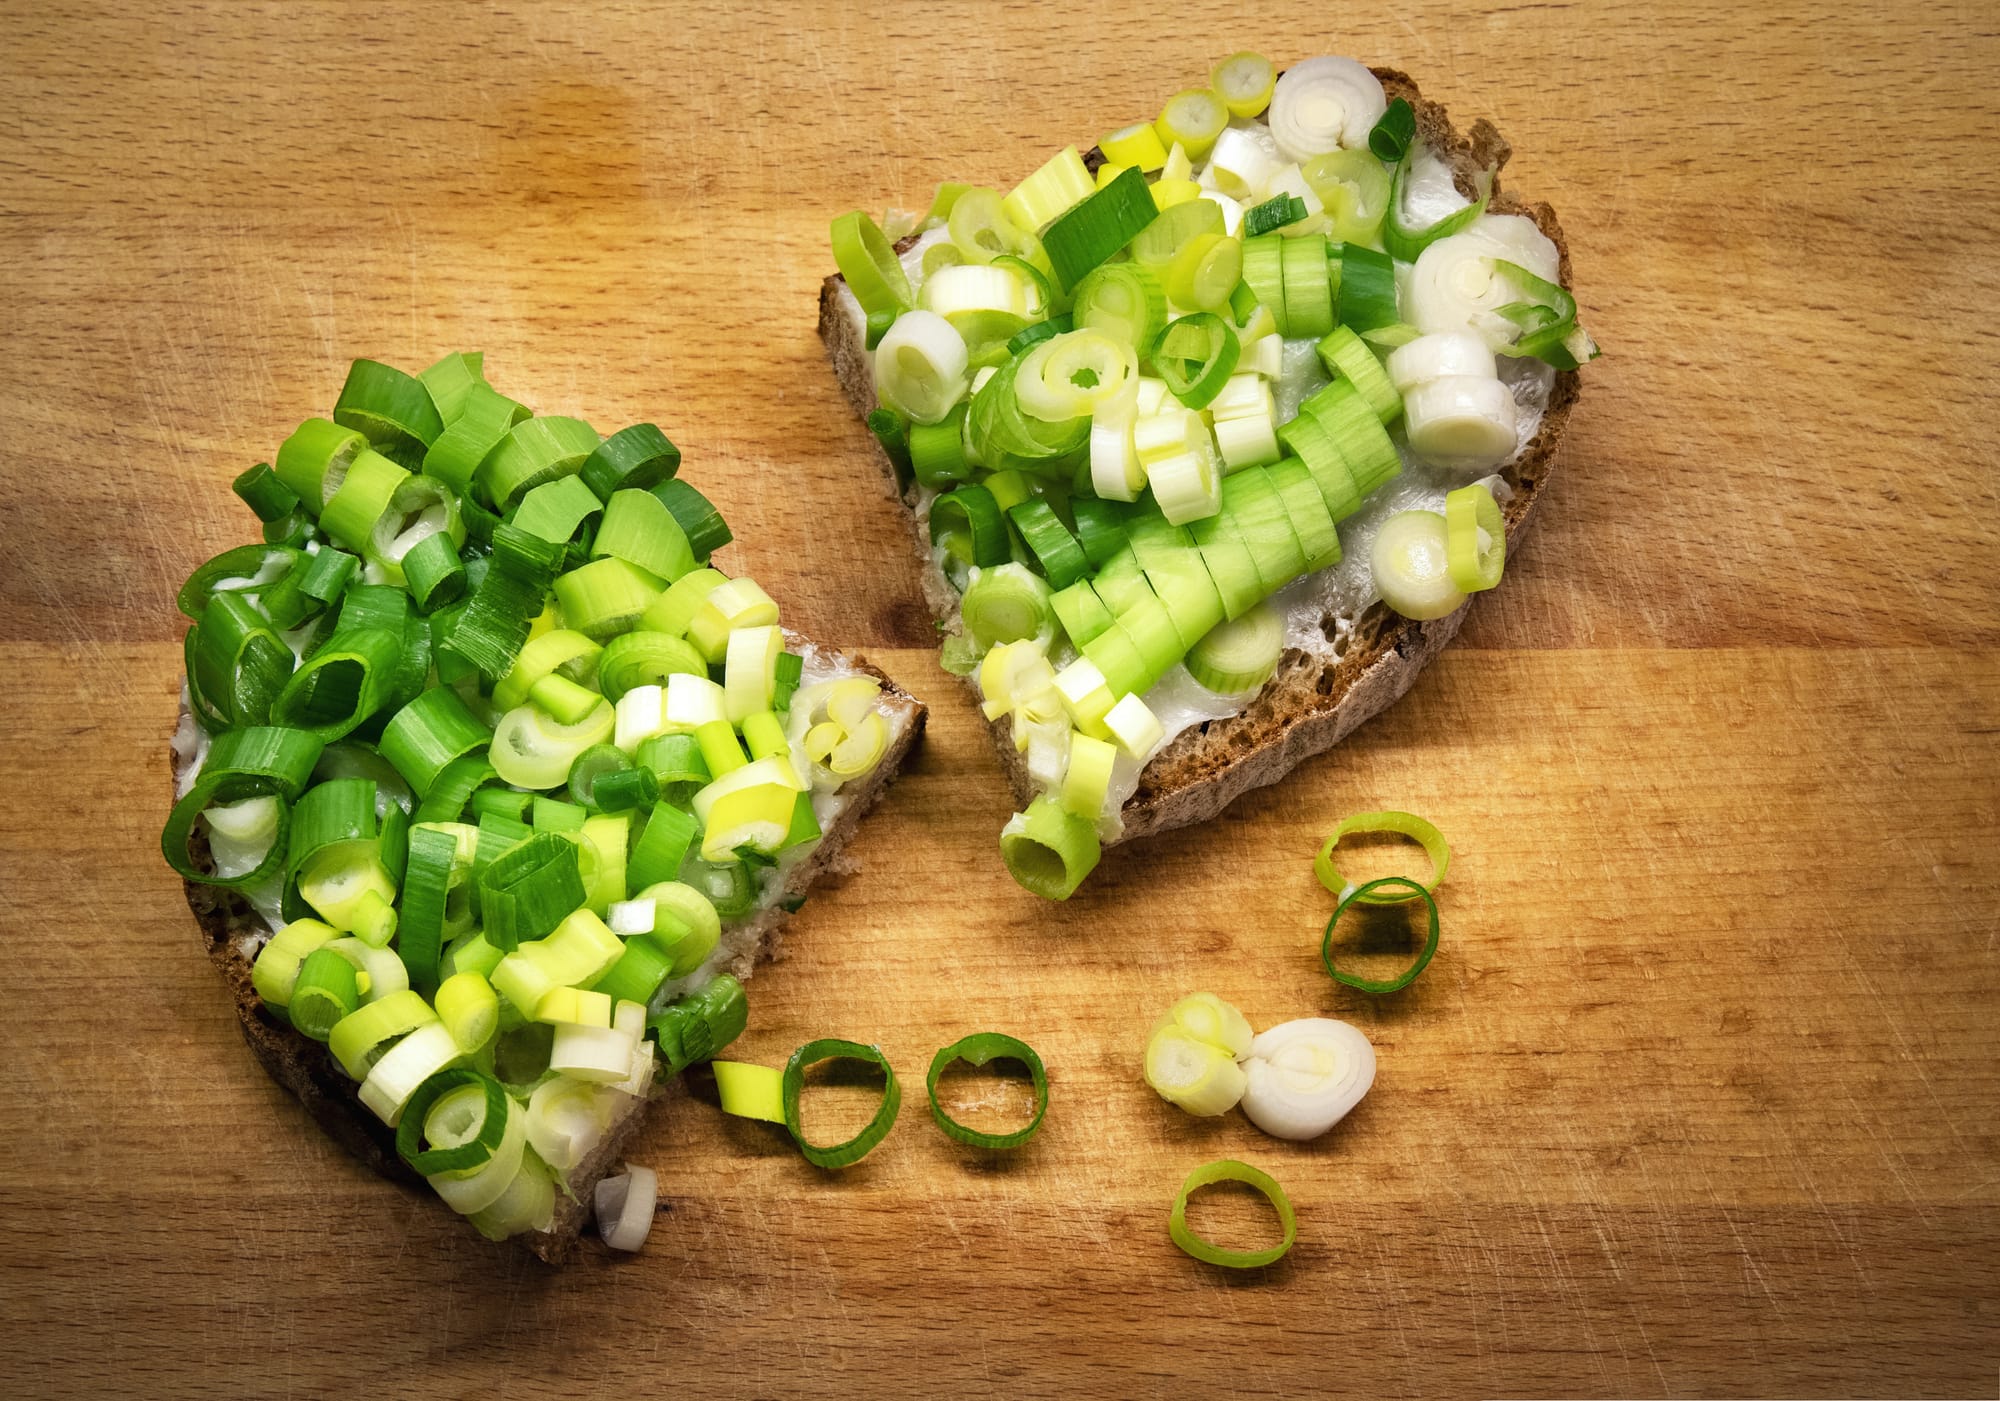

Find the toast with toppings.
xmin=819 ymin=58 xmax=1590 ymax=896
xmin=164 ymin=356 xmax=924 ymax=1260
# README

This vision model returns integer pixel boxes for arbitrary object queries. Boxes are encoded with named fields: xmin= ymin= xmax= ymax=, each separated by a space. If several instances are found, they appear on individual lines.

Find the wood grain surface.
xmin=3 ymin=3 xmax=1997 ymax=1397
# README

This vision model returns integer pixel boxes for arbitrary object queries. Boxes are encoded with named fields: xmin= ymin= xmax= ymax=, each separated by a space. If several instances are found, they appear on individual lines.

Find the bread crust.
xmin=817 ymin=67 xmax=1581 ymax=846
xmin=175 ymin=657 xmax=925 ymax=1264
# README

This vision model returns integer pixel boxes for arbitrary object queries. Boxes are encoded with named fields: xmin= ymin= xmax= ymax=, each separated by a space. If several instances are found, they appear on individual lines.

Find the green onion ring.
xmin=1313 ymin=810 xmax=1450 ymax=903
xmin=926 ymin=1033 xmax=1048 ymax=1150
xmin=781 ymin=1038 xmax=901 ymax=1169
xmin=1169 ymin=1159 xmax=1298 ymax=1269
xmin=1320 ymin=876 xmax=1441 ymax=995
xmin=396 ymin=1067 xmax=511 ymax=1176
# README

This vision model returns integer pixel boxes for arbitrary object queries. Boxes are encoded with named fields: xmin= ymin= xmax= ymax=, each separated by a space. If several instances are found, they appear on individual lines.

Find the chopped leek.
xmin=1444 ymin=482 xmax=1506 ymax=591
xmin=783 ymin=1038 xmax=902 ymax=1169
xmin=926 ymin=1034 xmax=1049 ymax=1150
xmin=1369 ymin=510 xmax=1467 ymax=620
xmin=1169 ymin=1160 xmax=1297 ymax=1269
xmin=1321 ymin=876 xmax=1441 ymax=994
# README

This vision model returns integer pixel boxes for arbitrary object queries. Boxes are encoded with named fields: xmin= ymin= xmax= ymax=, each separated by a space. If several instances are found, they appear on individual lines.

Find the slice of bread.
xmin=818 ymin=67 xmax=1582 ymax=848
xmin=174 ymin=651 xmax=924 ymax=1264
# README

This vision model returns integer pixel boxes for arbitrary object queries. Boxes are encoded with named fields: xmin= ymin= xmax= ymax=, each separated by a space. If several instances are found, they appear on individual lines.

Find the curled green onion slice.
xmin=830 ymin=210 xmax=914 ymax=320
xmin=1150 ymin=313 xmax=1240 ymax=411
xmin=926 ymin=1033 xmax=1048 ymax=1149
xmin=1368 ymin=97 xmax=1417 ymax=164
xmin=1320 ymin=876 xmax=1441 ymax=995
xmin=335 ymin=358 xmax=444 ymax=468
xmin=1314 ymin=810 xmax=1451 ymax=902
xmin=580 ymin=422 xmax=681 ymax=500
xmin=1040 ymin=166 xmax=1158 ymax=291
xmin=396 ymin=1067 xmax=511 ymax=1176
xmin=1444 ymin=482 xmax=1505 ymax=591
xmin=930 ymin=484 xmax=1009 ymax=569
xmin=1384 ymin=147 xmax=1489 ymax=264
xmin=782 ymin=1038 xmax=901 ymax=1169
xmin=1169 ymin=1160 xmax=1298 ymax=1269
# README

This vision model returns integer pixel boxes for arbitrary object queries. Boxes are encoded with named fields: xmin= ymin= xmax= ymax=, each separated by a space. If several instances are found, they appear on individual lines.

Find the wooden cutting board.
xmin=2 ymin=3 xmax=1995 ymax=1397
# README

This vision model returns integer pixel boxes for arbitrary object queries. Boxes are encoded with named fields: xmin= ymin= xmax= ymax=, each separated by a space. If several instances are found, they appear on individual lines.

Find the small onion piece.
xmin=1369 ymin=510 xmax=1466 ymax=621
xmin=1268 ymin=57 xmax=1387 ymax=163
xmin=593 ymin=1165 xmax=659 ymax=1253
xmin=1404 ymin=216 xmax=1564 ymax=350
xmin=873 ymin=311 xmax=970 ymax=426
xmin=1403 ymin=377 xmax=1518 ymax=472
xmin=1143 ymin=1026 xmax=1247 ymax=1117
xmin=1240 ymin=1019 xmax=1377 ymax=1140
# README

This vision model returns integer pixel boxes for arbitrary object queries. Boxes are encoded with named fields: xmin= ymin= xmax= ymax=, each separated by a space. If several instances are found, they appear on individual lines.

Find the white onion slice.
xmin=1385 ymin=332 xmax=1497 ymax=393
xmin=1205 ymin=127 xmax=1282 ymax=202
xmin=1240 ymin=1018 xmax=1376 ymax=1140
xmin=872 ymin=310 xmax=969 ymax=425
xmin=1403 ymin=376 xmax=1519 ymax=471
xmin=1404 ymin=216 xmax=1564 ymax=351
xmin=594 ymin=1165 xmax=659 ymax=1253
xmin=1268 ymin=57 xmax=1387 ymax=162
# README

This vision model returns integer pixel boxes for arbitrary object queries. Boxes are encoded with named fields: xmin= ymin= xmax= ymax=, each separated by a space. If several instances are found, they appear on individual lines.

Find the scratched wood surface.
xmin=2 ymin=3 xmax=1996 ymax=1397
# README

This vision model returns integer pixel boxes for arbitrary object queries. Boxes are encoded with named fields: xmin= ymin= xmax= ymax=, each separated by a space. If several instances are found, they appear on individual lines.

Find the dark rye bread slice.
xmin=819 ymin=67 xmax=1583 ymax=847
xmin=174 ymin=650 xmax=924 ymax=1264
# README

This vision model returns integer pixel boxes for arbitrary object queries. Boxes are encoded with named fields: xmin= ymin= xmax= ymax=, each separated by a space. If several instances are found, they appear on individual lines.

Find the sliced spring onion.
xmin=511 ymin=474 xmax=603 ymax=546
xmin=874 ymin=310 xmax=970 ymax=426
xmin=1185 ymin=599 xmax=1282 ymax=695
xmin=1316 ymin=325 xmax=1402 ymax=425
xmin=627 ymin=804 xmax=698 ymax=893
xmin=1239 ymin=234 xmax=1286 ymax=332
xmin=1490 ymin=257 xmax=1597 ymax=369
xmin=1334 ymin=241 xmax=1396 ymax=336
xmin=1279 ymin=235 xmax=1335 ymax=340
xmin=1405 ymin=376 xmax=1520 ymax=472
xmin=268 ymin=627 xmax=402 ymax=741
xmin=1007 ymin=500 xmax=1088 ymax=589
xmin=526 ymin=1075 xmax=615 ymax=1172
xmin=477 ymin=416 xmax=600 ymax=513
xmin=421 ymin=383 xmax=529 ymax=498
xmin=1071 ymin=263 xmax=1167 ymax=364
xmin=592 ymin=486 xmax=694 ymax=584
xmin=394 ymin=823 xmax=458 ymax=991
xmin=1102 ymin=691 xmax=1163 ymax=760
xmin=274 ymin=417 xmax=368 ymax=506
xmin=831 ymin=209 xmax=914 ymax=320
xmin=1002 ymin=146 xmax=1094 ymax=233
xmin=782 ymin=1038 xmax=901 ymax=1169
xmin=287 ymin=945 xmax=362 ymax=1040
xmin=1368 ymin=97 xmax=1417 ymax=164
xmin=866 ymin=406 xmax=914 ymax=490
xmin=594 ymin=1165 xmax=659 ymax=1253
xmin=328 ymin=987 xmax=438 ymax=1082
xmin=359 ymin=1019 xmax=465 ymax=1124
xmin=249 ymin=917 xmax=338 ymax=1008
xmin=396 ymin=1067 xmax=511 ymax=1176
xmin=1128 ymin=197 xmax=1223 ymax=269
xmin=401 ymin=533 xmax=466 ymax=612
xmin=1039 ymin=166 xmax=1159 ymax=292
xmin=1154 ymin=88 xmax=1228 ymax=162
xmin=1211 ymin=52 xmax=1277 ymax=119
xmin=1444 ymin=482 xmax=1505 ymax=591
xmin=1384 ymin=145 xmax=1489 ymax=263
xmin=961 ymin=563 xmax=1054 ymax=648
xmin=1268 ymin=458 xmax=1343 ymax=573
xmin=1150 ymin=313 xmax=1240 ymax=411
xmin=1144 ymin=1026 xmax=1247 ymax=1117
xmin=232 ymin=462 xmax=300 ymax=523
xmin=1099 ymin=122 xmax=1168 ymax=171
xmin=930 ymin=483 xmax=1009 ymax=568
xmin=477 ymin=831 xmax=587 ymax=952
xmin=947 ymin=186 xmax=1043 ymax=268
xmin=650 ymin=478 xmax=733 ymax=560
xmin=335 ymin=359 xmax=445 ymax=468
xmin=1299 ymin=377 xmax=1400 ymax=497
xmin=1301 ymin=148 xmax=1392 ymax=246
xmin=595 ymin=630 xmax=704 ymax=702
xmin=553 ymin=556 xmax=665 ymax=640
xmin=650 ymin=973 xmax=748 ymax=1074
xmin=492 ymin=628 xmax=601 ymax=711
xmin=1243 ymin=194 xmax=1308 ymax=238
xmin=1163 ymin=234 xmax=1243 ymax=314
xmin=926 ymin=1033 xmax=1048 ymax=1149
xmin=319 ymin=447 xmax=410 ymax=554
xmin=1169 ymin=1160 xmax=1298 ymax=1269
xmin=1314 ymin=809 xmax=1451 ymax=903
xmin=1368 ymin=510 xmax=1466 ymax=620
xmin=434 ymin=970 xmax=500 ymax=1053
xmin=714 ymin=1060 xmax=786 ymax=1123
xmin=1321 ymin=875 xmax=1441 ymax=994
xmin=489 ymin=696 xmax=615 ymax=789
xmin=1015 ymin=329 xmax=1139 ymax=422
xmin=418 ymin=351 xmax=484 ymax=425
xmin=908 ymin=403 xmax=971 ymax=488
xmin=1061 ymin=732 xmax=1116 ymax=818
xmin=1270 ymin=56 xmax=1387 ymax=162
xmin=998 ymin=795 xmax=1100 ymax=900
xmin=378 ymin=687 xmax=490 ymax=796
